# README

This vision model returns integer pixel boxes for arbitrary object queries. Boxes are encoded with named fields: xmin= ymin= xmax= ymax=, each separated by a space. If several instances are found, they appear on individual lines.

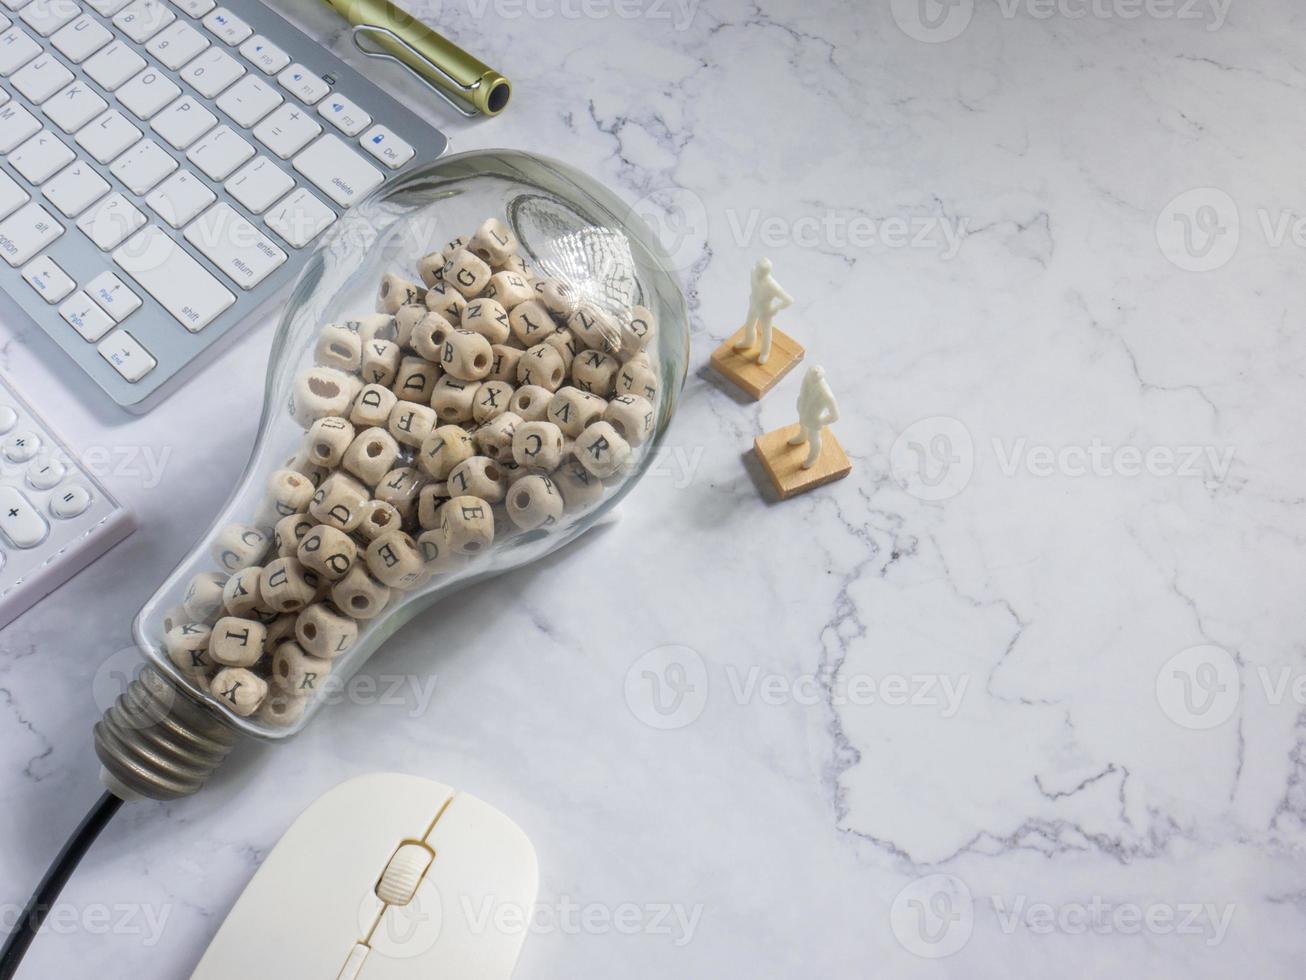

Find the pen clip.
xmin=350 ymin=23 xmax=479 ymax=118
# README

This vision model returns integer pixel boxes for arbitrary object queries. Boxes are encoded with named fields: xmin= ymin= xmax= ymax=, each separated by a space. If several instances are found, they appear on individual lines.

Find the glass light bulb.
xmin=95 ymin=150 xmax=688 ymax=800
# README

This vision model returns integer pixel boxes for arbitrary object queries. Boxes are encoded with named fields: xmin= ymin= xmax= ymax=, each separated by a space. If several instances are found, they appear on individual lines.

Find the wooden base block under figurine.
xmin=754 ymin=424 xmax=851 ymax=500
xmin=710 ymin=326 xmax=805 ymax=400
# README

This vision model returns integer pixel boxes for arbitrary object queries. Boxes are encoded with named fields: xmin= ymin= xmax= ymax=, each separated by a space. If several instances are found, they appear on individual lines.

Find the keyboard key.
xmin=59 ymin=288 xmax=114 ymax=339
xmin=238 ymin=33 xmax=286 ymax=74
xmin=113 ymin=0 xmax=173 ymax=42
xmin=151 ymin=93 xmax=216 ymax=148
xmin=84 ymin=0 xmax=130 ymax=15
xmin=113 ymin=224 xmax=234 ymax=330
xmin=187 ymin=123 xmax=251 ymax=179
xmin=185 ymin=201 xmax=285 ymax=288
xmin=0 ymin=486 xmax=48 ymax=546
xmin=360 ymin=124 xmax=413 ymax=170
xmin=0 ymin=101 xmax=40 ymax=151
xmin=0 ymin=407 xmax=15 ymax=433
xmin=50 ymin=483 xmax=91 ymax=518
xmin=19 ymin=0 xmax=78 ymax=37
xmin=27 ymin=454 xmax=65 ymax=488
xmin=0 ymin=203 xmax=63 ymax=266
xmin=145 ymin=168 xmax=212 ymax=226
xmin=9 ymin=130 xmax=73 ymax=183
xmin=3 ymin=432 xmax=40 ymax=461
xmin=215 ymin=73 xmax=279 ymax=126
xmin=225 ymin=154 xmax=291 ymax=212
xmin=50 ymin=12 xmax=111 ymax=60
xmin=82 ymin=38 xmax=144 ymax=89
xmin=253 ymin=101 xmax=318 ymax=158
xmin=86 ymin=269 xmax=140 ymax=320
xmin=42 ymin=80 xmax=107 ymax=131
xmin=178 ymin=44 xmax=242 ymax=96
xmin=201 ymin=5 xmax=246 ymax=43
xmin=277 ymin=63 xmax=326 ymax=104
xmin=318 ymin=93 xmax=370 ymax=136
xmin=109 ymin=137 xmax=176 ymax=193
xmin=41 ymin=160 xmax=108 ymax=216
xmin=292 ymin=134 xmax=382 ymax=207
xmin=167 ymin=0 xmax=213 ymax=16
xmin=97 ymin=328 xmax=155 ymax=381
xmin=0 ymin=170 xmax=28 ymax=220
xmin=11 ymin=52 xmax=71 ymax=101
xmin=145 ymin=18 xmax=206 ymax=68
xmin=116 ymin=65 xmax=180 ymax=118
xmin=0 ymin=26 xmax=41 ymax=76
xmin=75 ymin=108 xmax=141 ymax=162
xmin=21 ymin=253 xmax=73 ymax=301
xmin=264 ymin=185 xmax=333 ymax=248
xmin=77 ymin=191 xmax=145 ymax=249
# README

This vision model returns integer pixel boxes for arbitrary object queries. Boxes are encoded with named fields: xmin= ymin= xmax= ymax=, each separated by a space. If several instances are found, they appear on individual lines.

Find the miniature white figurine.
xmin=734 ymin=258 xmax=793 ymax=365
xmin=789 ymin=366 xmax=839 ymax=468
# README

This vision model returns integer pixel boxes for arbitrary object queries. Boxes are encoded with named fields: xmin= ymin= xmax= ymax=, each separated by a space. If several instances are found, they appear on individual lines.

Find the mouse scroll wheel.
xmin=376 ymin=842 xmax=435 ymax=906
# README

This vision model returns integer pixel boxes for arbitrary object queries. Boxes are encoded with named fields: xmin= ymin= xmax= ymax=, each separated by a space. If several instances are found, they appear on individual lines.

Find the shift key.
xmin=184 ymin=203 xmax=286 ymax=290
xmin=113 ymin=226 xmax=235 ymax=332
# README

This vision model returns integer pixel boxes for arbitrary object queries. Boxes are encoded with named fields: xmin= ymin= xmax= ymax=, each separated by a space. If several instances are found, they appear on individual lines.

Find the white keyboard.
xmin=0 ymin=0 xmax=448 ymax=411
xmin=0 ymin=372 xmax=133 ymax=626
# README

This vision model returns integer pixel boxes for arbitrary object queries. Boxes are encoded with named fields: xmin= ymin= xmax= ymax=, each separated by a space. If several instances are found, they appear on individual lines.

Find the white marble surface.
xmin=2 ymin=0 xmax=1305 ymax=976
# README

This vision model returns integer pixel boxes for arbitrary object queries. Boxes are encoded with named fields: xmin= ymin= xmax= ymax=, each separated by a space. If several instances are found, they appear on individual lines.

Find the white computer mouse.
xmin=191 ymin=773 xmax=539 ymax=979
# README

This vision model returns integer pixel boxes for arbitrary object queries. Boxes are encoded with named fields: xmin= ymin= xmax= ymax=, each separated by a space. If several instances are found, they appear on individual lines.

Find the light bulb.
xmin=94 ymin=150 xmax=689 ymax=801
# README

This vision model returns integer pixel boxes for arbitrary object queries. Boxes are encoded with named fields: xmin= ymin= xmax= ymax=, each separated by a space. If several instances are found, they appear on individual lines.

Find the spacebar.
xmin=113 ymin=227 xmax=236 ymax=333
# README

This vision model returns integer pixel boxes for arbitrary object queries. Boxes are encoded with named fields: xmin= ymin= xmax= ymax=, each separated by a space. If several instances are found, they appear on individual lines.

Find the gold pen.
xmin=319 ymin=0 xmax=511 ymax=117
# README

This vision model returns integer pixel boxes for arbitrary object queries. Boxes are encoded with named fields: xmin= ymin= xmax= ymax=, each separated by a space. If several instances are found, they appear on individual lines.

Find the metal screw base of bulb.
xmin=94 ymin=666 xmax=238 ymax=801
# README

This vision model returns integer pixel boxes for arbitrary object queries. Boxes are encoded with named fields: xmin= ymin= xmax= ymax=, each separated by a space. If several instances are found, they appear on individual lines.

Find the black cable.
xmin=0 ymin=791 xmax=124 ymax=980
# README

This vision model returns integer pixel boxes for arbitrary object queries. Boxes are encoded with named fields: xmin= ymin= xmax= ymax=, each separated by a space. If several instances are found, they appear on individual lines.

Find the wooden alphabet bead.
xmin=574 ymin=420 xmax=632 ymax=478
xmin=534 ymin=278 xmax=577 ymax=318
xmin=430 ymin=376 xmax=481 ymax=424
xmin=258 ymin=690 xmax=307 ymax=727
xmin=474 ymin=411 xmax=519 ymax=461
xmin=342 ymin=427 xmax=401 ymax=485
xmin=543 ymin=328 xmax=577 ymax=372
xmin=483 ymin=271 xmax=532 ymax=310
xmin=291 ymin=365 xmax=359 ymax=428
xmin=210 ymin=616 xmax=267 ymax=667
xmin=440 ymin=495 xmax=495 ymax=555
xmin=162 ymin=604 xmax=189 ymax=635
xmin=417 ymin=250 xmax=445 ymax=287
xmin=442 ymin=249 xmax=492 ymax=298
xmin=547 ymin=387 xmax=606 ymax=437
xmin=387 ymin=400 xmax=437 ymax=448
xmin=296 ymin=602 xmax=358 ymax=659
xmin=441 ymin=234 xmax=468 ymax=261
xmin=272 ymin=641 xmax=332 ymax=694
xmin=512 ymin=420 xmax=566 ymax=470
xmin=409 ymin=311 xmax=454 ymax=362
xmin=378 ymin=272 xmax=423 ymax=314
xmin=473 ymin=380 xmax=515 ymax=423
xmin=488 ymin=345 xmax=524 ymax=384
xmin=603 ymin=393 xmax=655 ymax=446
xmin=616 ymin=355 xmax=659 ymax=402
xmin=211 ymin=524 xmax=269 ymax=574
xmin=211 ymin=667 xmax=268 ymax=717
xmin=495 ymin=253 xmax=529 ymax=276
xmin=469 ymin=217 xmax=518 ymax=266
xmin=417 ymin=482 xmax=447 ymax=530
xmin=619 ymin=305 xmax=657 ymax=359
xmin=309 ymin=472 xmax=370 ymax=533
xmin=571 ymin=349 xmax=620 ymax=396
xmin=553 ymin=456 xmax=605 ymax=513
xmin=356 ymin=499 xmax=402 ymax=541
xmin=266 ymin=468 xmax=315 ymax=519
xmin=275 ymin=512 xmax=317 ymax=558
xmin=330 ymin=564 xmax=391 ymax=620
xmin=516 ymin=344 xmax=566 ymax=392
xmin=315 ymin=323 xmax=362 ymax=372
xmin=440 ymin=329 xmax=494 ymax=381
xmin=418 ymin=424 xmax=474 ymax=480
xmin=223 ymin=565 xmax=265 ymax=618
xmin=286 ymin=450 xmax=330 ymax=488
xmin=424 ymin=279 xmax=467 ymax=321
xmin=395 ymin=303 xmax=429 ymax=348
xmin=447 ymin=456 xmax=509 ymax=502
xmin=305 ymin=415 xmax=355 ymax=468
xmin=508 ymin=300 xmax=556 ymax=348
xmin=365 ymin=529 xmax=425 ymax=589
xmin=416 ymin=527 xmax=462 ymax=574
xmin=392 ymin=355 xmax=439 ymax=404
xmin=183 ymin=571 xmax=227 ymax=624
xmin=374 ymin=467 xmax=425 ymax=523
xmin=297 ymin=523 xmax=357 ymax=581
xmin=361 ymin=338 xmax=401 ymax=387
xmin=164 ymin=622 xmax=214 ymax=677
xmin=261 ymin=557 xmax=319 ymax=613
xmin=461 ymin=298 xmax=511 ymax=345
xmin=510 ymin=384 xmax=552 ymax=421
xmin=506 ymin=474 xmax=563 ymax=531
xmin=568 ymin=303 xmax=620 ymax=353
xmin=352 ymin=313 xmax=397 ymax=345
xmin=350 ymin=383 xmax=398 ymax=429
xmin=266 ymin=612 xmax=299 ymax=648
